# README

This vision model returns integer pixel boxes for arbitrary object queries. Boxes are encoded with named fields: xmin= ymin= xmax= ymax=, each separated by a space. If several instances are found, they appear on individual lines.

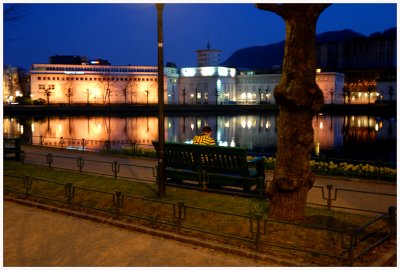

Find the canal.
xmin=3 ymin=113 xmax=396 ymax=164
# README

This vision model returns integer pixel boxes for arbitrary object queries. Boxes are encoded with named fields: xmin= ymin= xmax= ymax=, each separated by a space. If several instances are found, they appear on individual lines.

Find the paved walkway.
xmin=20 ymin=145 xmax=397 ymax=213
xmin=3 ymin=200 xmax=279 ymax=267
xmin=4 ymin=145 xmax=397 ymax=266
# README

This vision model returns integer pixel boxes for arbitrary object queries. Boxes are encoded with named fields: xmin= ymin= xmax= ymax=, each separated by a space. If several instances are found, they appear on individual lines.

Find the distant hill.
xmin=221 ymin=28 xmax=396 ymax=70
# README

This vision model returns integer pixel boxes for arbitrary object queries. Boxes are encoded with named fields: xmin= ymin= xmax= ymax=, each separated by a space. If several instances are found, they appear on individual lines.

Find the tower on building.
xmin=196 ymin=40 xmax=221 ymax=67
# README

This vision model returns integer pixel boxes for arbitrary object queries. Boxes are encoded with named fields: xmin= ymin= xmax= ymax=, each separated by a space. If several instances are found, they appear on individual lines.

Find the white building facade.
xmin=179 ymin=66 xmax=237 ymax=104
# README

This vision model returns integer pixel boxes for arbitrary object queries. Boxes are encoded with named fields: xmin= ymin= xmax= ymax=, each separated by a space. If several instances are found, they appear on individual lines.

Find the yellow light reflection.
xmin=266 ymin=120 xmax=270 ymax=129
xmin=241 ymin=120 xmax=246 ymax=129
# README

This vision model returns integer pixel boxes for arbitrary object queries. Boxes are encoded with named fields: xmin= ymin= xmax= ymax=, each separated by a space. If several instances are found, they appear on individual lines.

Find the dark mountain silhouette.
xmin=221 ymin=28 xmax=396 ymax=70
xmin=222 ymin=40 xmax=285 ymax=70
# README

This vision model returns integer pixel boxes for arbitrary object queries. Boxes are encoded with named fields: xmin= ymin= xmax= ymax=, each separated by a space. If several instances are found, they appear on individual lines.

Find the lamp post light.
xmin=329 ymin=88 xmax=334 ymax=104
xmin=367 ymin=86 xmax=372 ymax=104
xmin=156 ymin=3 xmax=166 ymax=198
xmin=265 ymin=88 xmax=271 ymax=104
xmin=145 ymin=88 xmax=150 ymax=106
xmin=86 ymin=89 xmax=90 ymax=104
xmin=215 ymin=88 xmax=220 ymax=105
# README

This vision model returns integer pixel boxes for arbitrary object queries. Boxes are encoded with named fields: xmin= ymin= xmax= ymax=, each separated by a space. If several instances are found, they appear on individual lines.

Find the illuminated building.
xmin=30 ymin=60 xmax=179 ymax=105
xmin=29 ymin=49 xmax=345 ymax=105
xmin=179 ymin=66 xmax=237 ymax=104
xmin=178 ymin=42 xmax=236 ymax=105
xmin=178 ymin=44 xmax=345 ymax=105
xmin=3 ymin=65 xmax=22 ymax=104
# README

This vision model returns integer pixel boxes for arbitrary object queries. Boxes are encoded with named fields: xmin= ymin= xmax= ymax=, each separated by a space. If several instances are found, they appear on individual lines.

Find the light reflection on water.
xmin=3 ymin=114 xmax=396 ymax=163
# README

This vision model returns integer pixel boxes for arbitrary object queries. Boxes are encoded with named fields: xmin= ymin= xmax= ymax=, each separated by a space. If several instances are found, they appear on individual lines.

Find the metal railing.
xmin=4 ymin=173 xmax=396 ymax=265
xmin=20 ymin=151 xmax=157 ymax=183
xmin=16 ymin=150 xmax=397 ymax=214
xmin=28 ymin=135 xmax=154 ymax=153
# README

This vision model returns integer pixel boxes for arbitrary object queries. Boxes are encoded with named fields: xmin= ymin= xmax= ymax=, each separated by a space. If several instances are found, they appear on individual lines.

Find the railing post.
xmin=77 ymin=157 xmax=84 ymax=173
xmin=388 ymin=206 xmax=396 ymax=236
xmin=46 ymin=153 xmax=53 ymax=167
xmin=60 ymin=137 xmax=65 ymax=148
xmin=254 ymin=214 xmax=262 ymax=251
xmin=65 ymin=183 xmax=74 ymax=206
xmin=155 ymin=165 xmax=159 ymax=184
xmin=326 ymin=184 xmax=333 ymax=210
xmin=114 ymin=191 xmax=123 ymax=215
xmin=21 ymin=150 xmax=26 ymax=164
xmin=112 ymin=161 xmax=120 ymax=179
xmin=23 ymin=176 xmax=32 ymax=197
xmin=200 ymin=170 xmax=207 ymax=190
xmin=348 ymin=232 xmax=356 ymax=265
xmin=81 ymin=138 xmax=86 ymax=151
xmin=105 ymin=140 xmax=111 ymax=153
xmin=176 ymin=201 xmax=185 ymax=232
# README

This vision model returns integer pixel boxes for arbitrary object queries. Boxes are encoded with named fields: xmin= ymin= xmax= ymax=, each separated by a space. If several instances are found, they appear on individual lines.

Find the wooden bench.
xmin=153 ymin=142 xmax=265 ymax=194
xmin=4 ymin=137 xmax=22 ymax=161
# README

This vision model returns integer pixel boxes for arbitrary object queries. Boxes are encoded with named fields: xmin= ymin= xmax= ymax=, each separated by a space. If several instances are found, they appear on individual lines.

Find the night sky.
xmin=3 ymin=2 xmax=397 ymax=70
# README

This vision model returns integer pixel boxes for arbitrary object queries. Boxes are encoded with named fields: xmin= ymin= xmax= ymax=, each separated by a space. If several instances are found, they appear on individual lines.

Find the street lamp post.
xmin=156 ymin=3 xmax=166 ymax=198
xmin=329 ymin=88 xmax=334 ymax=104
xmin=145 ymin=88 xmax=149 ymax=106
xmin=86 ymin=89 xmax=90 ymax=104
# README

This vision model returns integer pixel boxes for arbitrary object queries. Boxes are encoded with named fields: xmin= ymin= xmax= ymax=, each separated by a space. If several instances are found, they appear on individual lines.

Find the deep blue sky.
xmin=3 ymin=2 xmax=397 ymax=70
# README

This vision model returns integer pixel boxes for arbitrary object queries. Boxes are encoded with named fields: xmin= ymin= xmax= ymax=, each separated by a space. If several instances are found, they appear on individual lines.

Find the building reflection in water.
xmin=3 ymin=114 xmax=396 ymax=162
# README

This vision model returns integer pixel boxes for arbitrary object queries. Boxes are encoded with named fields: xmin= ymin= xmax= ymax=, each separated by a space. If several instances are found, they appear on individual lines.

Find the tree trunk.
xmin=257 ymin=4 xmax=329 ymax=221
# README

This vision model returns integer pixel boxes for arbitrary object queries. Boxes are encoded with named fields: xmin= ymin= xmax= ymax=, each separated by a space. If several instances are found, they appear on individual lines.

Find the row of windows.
xmin=238 ymin=78 xmax=280 ymax=84
xmin=39 ymin=84 xmax=55 ymax=90
xmin=36 ymin=76 xmax=157 ymax=82
xmin=33 ymin=66 xmax=158 ymax=73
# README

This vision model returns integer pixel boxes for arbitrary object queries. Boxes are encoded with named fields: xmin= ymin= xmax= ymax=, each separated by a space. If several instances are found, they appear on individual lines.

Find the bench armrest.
xmin=247 ymin=157 xmax=265 ymax=177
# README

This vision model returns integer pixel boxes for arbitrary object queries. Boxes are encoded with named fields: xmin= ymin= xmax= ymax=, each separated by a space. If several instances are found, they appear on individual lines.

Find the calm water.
xmin=3 ymin=114 xmax=396 ymax=164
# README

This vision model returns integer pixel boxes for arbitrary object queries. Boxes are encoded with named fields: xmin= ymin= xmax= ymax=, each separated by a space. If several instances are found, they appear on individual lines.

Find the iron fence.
xmin=14 ymin=150 xmax=398 ymax=214
xmin=20 ymin=151 xmax=157 ymax=183
xmin=4 ymin=173 xmax=396 ymax=265
xmin=27 ymin=135 xmax=153 ymax=153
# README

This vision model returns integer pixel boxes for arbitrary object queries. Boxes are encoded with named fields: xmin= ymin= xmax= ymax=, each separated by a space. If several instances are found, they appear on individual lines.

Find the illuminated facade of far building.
xmin=30 ymin=61 xmax=179 ymax=105
xmin=29 ymin=48 xmax=346 ymax=105
xmin=3 ymin=65 xmax=24 ymax=103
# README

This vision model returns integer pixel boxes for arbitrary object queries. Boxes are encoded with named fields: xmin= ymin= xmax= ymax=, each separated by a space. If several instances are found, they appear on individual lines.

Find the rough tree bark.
xmin=256 ymin=4 xmax=330 ymax=221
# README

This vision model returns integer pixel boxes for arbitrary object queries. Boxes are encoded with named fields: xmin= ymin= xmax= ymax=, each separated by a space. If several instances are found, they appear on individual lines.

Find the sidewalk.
xmin=20 ymin=145 xmax=397 ymax=213
xmin=3 ymin=199 xmax=282 ymax=267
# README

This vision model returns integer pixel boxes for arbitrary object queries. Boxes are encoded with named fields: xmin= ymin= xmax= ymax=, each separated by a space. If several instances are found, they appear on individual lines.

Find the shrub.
xmin=264 ymin=157 xmax=396 ymax=181
xmin=33 ymin=98 xmax=46 ymax=105
xmin=15 ymin=96 xmax=32 ymax=105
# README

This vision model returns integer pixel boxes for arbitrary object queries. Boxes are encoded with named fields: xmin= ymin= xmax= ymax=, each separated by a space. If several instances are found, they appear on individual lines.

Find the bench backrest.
xmin=153 ymin=142 xmax=251 ymax=177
